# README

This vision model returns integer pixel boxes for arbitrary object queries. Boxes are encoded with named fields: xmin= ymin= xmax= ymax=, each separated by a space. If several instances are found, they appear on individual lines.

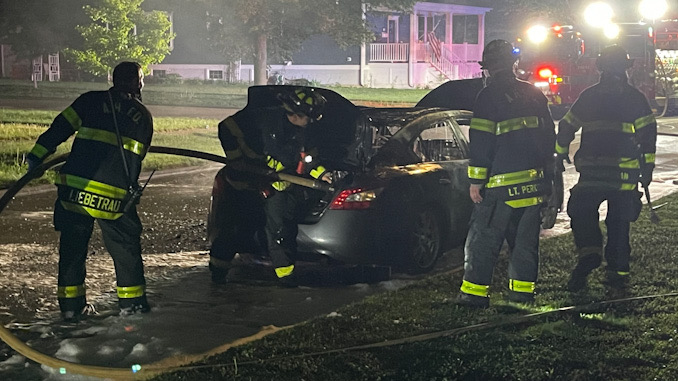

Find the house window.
xmin=153 ymin=70 xmax=167 ymax=78
xmin=453 ymin=15 xmax=479 ymax=44
xmin=209 ymin=70 xmax=223 ymax=80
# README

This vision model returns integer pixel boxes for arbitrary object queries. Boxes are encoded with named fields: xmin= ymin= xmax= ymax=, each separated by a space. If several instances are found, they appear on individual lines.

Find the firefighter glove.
xmin=556 ymin=153 xmax=571 ymax=172
xmin=640 ymin=166 xmax=653 ymax=188
xmin=27 ymin=156 xmax=44 ymax=175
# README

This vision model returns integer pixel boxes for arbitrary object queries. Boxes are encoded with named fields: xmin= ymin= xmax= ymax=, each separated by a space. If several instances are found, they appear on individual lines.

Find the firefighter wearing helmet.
xmin=557 ymin=45 xmax=657 ymax=292
xmin=457 ymin=40 xmax=557 ymax=308
xmin=209 ymin=87 xmax=332 ymax=286
xmin=26 ymin=62 xmax=154 ymax=321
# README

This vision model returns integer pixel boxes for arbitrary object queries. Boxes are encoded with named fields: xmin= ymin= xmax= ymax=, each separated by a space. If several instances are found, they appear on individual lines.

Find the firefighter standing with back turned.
xmin=457 ymin=40 xmax=556 ymax=308
xmin=25 ymin=62 xmax=153 ymax=322
xmin=209 ymin=87 xmax=332 ymax=286
xmin=559 ymin=45 xmax=657 ymax=292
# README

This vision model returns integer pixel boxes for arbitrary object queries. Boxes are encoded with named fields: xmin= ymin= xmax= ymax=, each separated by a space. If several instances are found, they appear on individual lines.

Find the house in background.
xmin=149 ymin=1 xmax=491 ymax=88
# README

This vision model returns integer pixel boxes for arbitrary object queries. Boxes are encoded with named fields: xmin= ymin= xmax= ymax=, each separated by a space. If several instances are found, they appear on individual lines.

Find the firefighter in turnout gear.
xmin=559 ymin=45 xmax=657 ymax=292
xmin=458 ymin=39 xmax=556 ymax=308
xmin=26 ymin=62 xmax=153 ymax=321
xmin=209 ymin=87 xmax=332 ymax=285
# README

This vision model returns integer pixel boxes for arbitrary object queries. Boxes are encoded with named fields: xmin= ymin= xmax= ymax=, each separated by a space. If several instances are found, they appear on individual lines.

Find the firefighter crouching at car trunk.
xmin=25 ymin=62 xmax=153 ymax=322
xmin=209 ymin=87 xmax=333 ymax=286
xmin=457 ymin=40 xmax=557 ymax=308
xmin=558 ymin=45 xmax=657 ymax=292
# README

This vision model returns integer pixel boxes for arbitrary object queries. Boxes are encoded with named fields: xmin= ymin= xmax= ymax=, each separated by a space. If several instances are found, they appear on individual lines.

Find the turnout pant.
xmin=54 ymin=200 xmax=147 ymax=312
xmin=461 ymin=197 xmax=542 ymax=299
xmin=264 ymin=187 xmax=303 ymax=277
xmin=567 ymin=186 xmax=642 ymax=274
xmin=208 ymin=184 xmax=267 ymax=271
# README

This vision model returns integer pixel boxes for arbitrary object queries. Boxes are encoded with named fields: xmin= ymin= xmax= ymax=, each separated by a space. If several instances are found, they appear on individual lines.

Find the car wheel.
xmin=401 ymin=207 xmax=441 ymax=274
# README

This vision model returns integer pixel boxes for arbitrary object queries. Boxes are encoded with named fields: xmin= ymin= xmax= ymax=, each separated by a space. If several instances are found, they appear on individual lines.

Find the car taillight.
xmin=329 ymin=188 xmax=382 ymax=210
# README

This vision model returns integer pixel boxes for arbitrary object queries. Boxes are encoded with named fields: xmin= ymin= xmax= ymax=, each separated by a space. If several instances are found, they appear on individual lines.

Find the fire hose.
xmin=0 ymin=146 xmax=670 ymax=378
xmin=0 ymin=145 xmax=334 ymax=380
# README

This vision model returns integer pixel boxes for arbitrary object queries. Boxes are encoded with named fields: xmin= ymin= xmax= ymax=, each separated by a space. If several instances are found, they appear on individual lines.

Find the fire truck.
xmin=514 ymin=23 xmax=659 ymax=118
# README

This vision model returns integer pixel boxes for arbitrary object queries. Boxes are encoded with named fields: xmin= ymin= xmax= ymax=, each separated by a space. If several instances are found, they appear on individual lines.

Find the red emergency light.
xmin=538 ymin=67 xmax=554 ymax=79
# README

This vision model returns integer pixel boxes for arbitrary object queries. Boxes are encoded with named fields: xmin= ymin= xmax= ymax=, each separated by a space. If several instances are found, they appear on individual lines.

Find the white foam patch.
xmin=54 ymin=339 xmax=80 ymax=362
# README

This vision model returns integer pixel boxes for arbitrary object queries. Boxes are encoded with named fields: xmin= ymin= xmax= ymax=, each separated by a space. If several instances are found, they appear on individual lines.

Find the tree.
xmin=200 ymin=0 xmax=419 ymax=85
xmin=64 ymin=0 xmax=175 ymax=78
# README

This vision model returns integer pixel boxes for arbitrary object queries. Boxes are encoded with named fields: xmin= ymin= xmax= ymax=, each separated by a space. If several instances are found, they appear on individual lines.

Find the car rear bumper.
xmin=297 ymin=209 xmax=383 ymax=265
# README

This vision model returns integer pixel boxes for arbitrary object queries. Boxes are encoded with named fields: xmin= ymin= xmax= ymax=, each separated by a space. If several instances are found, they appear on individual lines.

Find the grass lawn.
xmin=0 ymin=79 xmax=427 ymax=109
xmin=149 ymin=194 xmax=678 ymax=381
xmin=0 ymin=109 xmax=222 ymax=188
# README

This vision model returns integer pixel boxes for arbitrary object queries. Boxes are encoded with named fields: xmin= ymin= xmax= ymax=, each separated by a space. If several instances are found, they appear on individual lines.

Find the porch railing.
xmin=369 ymin=43 xmax=409 ymax=62
xmin=368 ymin=42 xmax=482 ymax=80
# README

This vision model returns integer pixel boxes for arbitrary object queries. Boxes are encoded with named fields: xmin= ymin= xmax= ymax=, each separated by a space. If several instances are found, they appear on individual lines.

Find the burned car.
xmin=207 ymin=85 xmax=475 ymax=274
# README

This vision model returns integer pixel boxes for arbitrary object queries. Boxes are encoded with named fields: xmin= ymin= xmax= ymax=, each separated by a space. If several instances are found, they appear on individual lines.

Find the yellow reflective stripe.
xmin=460 ymin=280 xmax=489 ymax=297
xmin=616 ymin=271 xmax=630 ymax=276
xmin=61 ymin=200 xmax=124 ymax=219
xmin=509 ymin=279 xmax=535 ymax=294
xmin=62 ymin=106 xmax=82 ymax=131
xmin=272 ymin=181 xmax=290 ymax=191
xmin=56 ymin=174 xmax=128 ymax=199
xmin=555 ymin=142 xmax=569 ymax=155
xmin=486 ymin=169 xmax=543 ymax=188
xmin=309 ymin=165 xmax=326 ymax=179
xmin=267 ymin=156 xmax=285 ymax=172
xmin=76 ymin=127 xmax=145 ymax=156
xmin=117 ymin=285 xmax=146 ymax=299
xmin=581 ymin=121 xmax=635 ymax=134
xmin=505 ymin=196 xmax=544 ymax=208
xmin=57 ymin=284 xmax=86 ymax=298
xmin=468 ymin=166 xmax=488 ymax=180
xmin=644 ymin=153 xmax=656 ymax=164
xmin=562 ymin=110 xmax=582 ymax=127
xmin=635 ymin=114 xmax=656 ymax=130
xmin=496 ymin=116 xmax=539 ymax=135
xmin=224 ymin=117 xmax=261 ymax=160
xmin=470 ymin=118 xmax=496 ymax=133
xmin=30 ymin=143 xmax=50 ymax=159
xmin=275 ymin=265 xmax=295 ymax=278
xmin=620 ymin=183 xmax=637 ymax=190
xmin=618 ymin=158 xmax=640 ymax=169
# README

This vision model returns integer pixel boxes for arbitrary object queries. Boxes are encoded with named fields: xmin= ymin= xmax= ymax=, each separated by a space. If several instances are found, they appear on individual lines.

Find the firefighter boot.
xmin=567 ymin=249 xmax=602 ymax=292
xmin=603 ymin=270 xmax=629 ymax=290
xmin=456 ymin=292 xmax=490 ymax=309
xmin=119 ymin=295 xmax=151 ymax=316
xmin=209 ymin=258 xmax=231 ymax=285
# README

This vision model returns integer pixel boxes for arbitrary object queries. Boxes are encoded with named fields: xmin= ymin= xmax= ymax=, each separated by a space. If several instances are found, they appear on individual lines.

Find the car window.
xmin=415 ymin=121 xmax=466 ymax=162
